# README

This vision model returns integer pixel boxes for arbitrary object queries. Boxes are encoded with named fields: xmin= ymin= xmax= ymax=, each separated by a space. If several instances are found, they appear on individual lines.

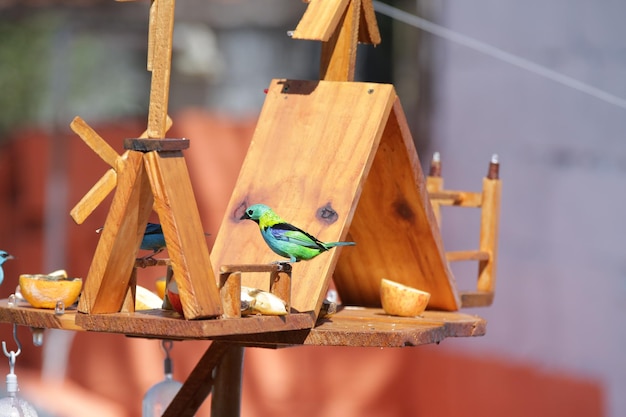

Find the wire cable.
xmin=373 ymin=1 xmax=626 ymax=110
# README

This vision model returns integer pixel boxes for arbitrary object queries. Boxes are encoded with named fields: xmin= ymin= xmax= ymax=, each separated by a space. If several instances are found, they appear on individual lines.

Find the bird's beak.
xmin=6 ymin=254 xmax=14 ymax=261
xmin=240 ymin=212 xmax=250 ymax=220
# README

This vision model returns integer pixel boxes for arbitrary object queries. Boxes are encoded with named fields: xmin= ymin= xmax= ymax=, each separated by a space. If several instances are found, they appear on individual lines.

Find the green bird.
xmin=240 ymin=204 xmax=355 ymax=262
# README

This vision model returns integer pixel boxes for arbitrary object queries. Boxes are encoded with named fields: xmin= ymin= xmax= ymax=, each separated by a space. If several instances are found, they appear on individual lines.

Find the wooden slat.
xmin=426 ymin=175 xmax=444 ymax=226
xmin=292 ymin=0 xmax=350 ymax=41
xmin=334 ymin=98 xmax=460 ymax=311
xmin=78 ymin=151 xmax=154 ymax=314
xmin=0 ymin=301 xmax=485 ymax=347
xmin=70 ymin=116 xmax=120 ymax=168
xmin=358 ymin=0 xmax=381 ymax=44
xmin=0 ymin=300 xmax=82 ymax=331
xmin=70 ymin=169 xmax=117 ymax=224
xmin=210 ymin=345 xmax=244 ymax=417
xmin=69 ymin=116 xmax=173 ymax=224
xmin=211 ymin=79 xmax=396 ymax=319
xmin=143 ymin=150 xmax=222 ymax=319
xmin=446 ymin=250 xmax=490 ymax=262
xmin=460 ymin=290 xmax=494 ymax=308
xmin=428 ymin=190 xmax=483 ymax=207
xmin=215 ymin=307 xmax=486 ymax=347
xmin=74 ymin=310 xmax=315 ymax=339
xmin=147 ymin=0 xmax=175 ymax=138
xmin=219 ymin=272 xmax=241 ymax=319
xmin=320 ymin=0 xmax=360 ymax=81
xmin=477 ymin=176 xmax=501 ymax=293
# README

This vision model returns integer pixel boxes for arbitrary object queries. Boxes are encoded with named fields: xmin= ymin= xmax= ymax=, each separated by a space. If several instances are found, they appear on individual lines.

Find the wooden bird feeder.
xmin=0 ymin=0 xmax=501 ymax=416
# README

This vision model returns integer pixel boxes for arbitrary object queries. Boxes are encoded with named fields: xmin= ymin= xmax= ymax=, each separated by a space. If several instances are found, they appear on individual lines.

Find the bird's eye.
xmin=247 ymin=209 xmax=253 ymax=215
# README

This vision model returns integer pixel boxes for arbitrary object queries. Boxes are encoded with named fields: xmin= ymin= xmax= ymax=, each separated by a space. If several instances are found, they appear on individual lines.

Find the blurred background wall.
xmin=0 ymin=0 xmax=622 ymax=416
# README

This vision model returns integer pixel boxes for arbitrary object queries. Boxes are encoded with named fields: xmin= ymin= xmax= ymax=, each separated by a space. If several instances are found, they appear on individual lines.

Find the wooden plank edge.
xmin=212 ymin=308 xmax=486 ymax=347
xmin=75 ymin=310 xmax=315 ymax=339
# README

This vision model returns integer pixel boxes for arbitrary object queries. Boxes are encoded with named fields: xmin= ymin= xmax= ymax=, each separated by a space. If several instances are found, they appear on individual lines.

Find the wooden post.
xmin=78 ymin=151 xmax=154 ymax=314
xmin=269 ymin=263 xmax=292 ymax=312
xmin=147 ymin=0 xmax=176 ymax=138
xmin=320 ymin=0 xmax=361 ymax=81
xmin=426 ymin=152 xmax=444 ymax=226
xmin=211 ymin=345 xmax=244 ymax=417
xmin=292 ymin=0 xmax=380 ymax=81
xmin=219 ymin=272 xmax=242 ymax=319
xmin=477 ymin=155 xmax=501 ymax=293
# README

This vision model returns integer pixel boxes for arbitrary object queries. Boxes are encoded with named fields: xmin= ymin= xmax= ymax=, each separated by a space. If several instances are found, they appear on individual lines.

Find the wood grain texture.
xmin=210 ymin=345 xmax=244 ymax=417
xmin=143 ymin=150 xmax=222 ymax=319
xmin=0 ymin=300 xmax=82 ymax=331
xmin=69 ymin=116 xmax=173 ymax=224
xmin=358 ymin=0 xmax=381 ymax=44
xmin=292 ymin=0 xmax=350 ymax=41
xmin=214 ymin=307 xmax=486 ymax=347
xmin=211 ymin=79 xmax=395 ymax=319
xmin=70 ymin=116 xmax=120 ymax=168
xmin=428 ymin=190 xmax=483 ymax=207
xmin=78 ymin=151 xmax=154 ymax=314
xmin=219 ymin=272 xmax=242 ymax=319
xmin=74 ymin=310 xmax=315 ymax=339
xmin=70 ymin=168 xmax=117 ymax=224
xmin=477 ymin=176 xmax=501 ymax=294
xmin=446 ymin=250 xmax=490 ymax=262
xmin=147 ymin=0 xmax=175 ymax=138
xmin=333 ymin=98 xmax=461 ymax=311
xmin=0 ymin=301 xmax=485 ymax=347
xmin=426 ymin=175 xmax=444 ymax=226
xmin=320 ymin=0 xmax=360 ymax=81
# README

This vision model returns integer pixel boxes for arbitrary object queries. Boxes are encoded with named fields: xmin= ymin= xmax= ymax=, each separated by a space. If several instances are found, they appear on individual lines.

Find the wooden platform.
xmin=0 ymin=299 xmax=485 ymax=347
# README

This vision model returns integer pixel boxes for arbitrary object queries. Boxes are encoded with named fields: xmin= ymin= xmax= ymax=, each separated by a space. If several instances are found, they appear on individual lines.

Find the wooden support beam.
xmin=292 ymin=0 xmax=350 ymax=41
xmin=219 ymin=272 xmax=242 ymax=319
xmin=143 ymin=150 xmax=222 ymax=319
xmin=147 ymin=0 xmax=176 ymax=138
xmin=446 ymin=250 xmax=490 ymax=262
xmin=428 ymin=190 xmax=483 ymax=207
xmin=320 ymin=0 xmax=361 ymax=81
xmin=78 ymin=151 xmax=154 ymax=314
xmin=477 ymin=168 xmax=501 ymax=293
xmin=269 ymin=265 xmax=292 ymax=312
xmin=162 ymin=342 xmax=231 ymax=417
xmin=210 ymin=345 xmax=244 ymax=417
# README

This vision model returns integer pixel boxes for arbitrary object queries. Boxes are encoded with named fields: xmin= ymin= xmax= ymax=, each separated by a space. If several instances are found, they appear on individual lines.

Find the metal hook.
xmin=2 ymin=323 xmax=22 ymax=359
xmin=161 ymin=340 xmax=175 ymax=375
xmin=2 ymin=324 xmax=22 ymax=374
xmin=161 ymin=340 xmax=173 ymax=359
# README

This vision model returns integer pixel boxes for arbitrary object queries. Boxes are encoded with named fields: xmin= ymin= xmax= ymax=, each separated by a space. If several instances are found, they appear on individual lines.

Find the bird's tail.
xmin=324 ymin=241 xmax=356 ymax=249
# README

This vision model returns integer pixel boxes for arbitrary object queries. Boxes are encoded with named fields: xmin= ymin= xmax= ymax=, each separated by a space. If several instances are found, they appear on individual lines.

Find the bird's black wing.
xmin=267 ymin=222 xmax=328 ymax=251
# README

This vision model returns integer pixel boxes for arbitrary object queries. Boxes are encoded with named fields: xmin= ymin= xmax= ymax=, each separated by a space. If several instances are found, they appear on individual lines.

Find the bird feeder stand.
xmin=0 ymin=1 xmax=501 ymax=416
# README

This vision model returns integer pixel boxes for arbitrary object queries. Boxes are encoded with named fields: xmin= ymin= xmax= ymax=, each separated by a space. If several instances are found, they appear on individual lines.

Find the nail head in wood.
xmin=124 ymin=138 xmax=190 ymax=152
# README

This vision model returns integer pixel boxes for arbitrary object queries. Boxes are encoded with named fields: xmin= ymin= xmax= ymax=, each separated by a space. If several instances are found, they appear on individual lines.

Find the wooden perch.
xmin=427 ymin=154 xmax=502 ymax=308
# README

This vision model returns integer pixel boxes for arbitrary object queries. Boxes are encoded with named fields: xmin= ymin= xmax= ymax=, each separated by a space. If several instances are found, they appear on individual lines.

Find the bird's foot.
xmin=270 ymin=260 xmax=294 ymax=272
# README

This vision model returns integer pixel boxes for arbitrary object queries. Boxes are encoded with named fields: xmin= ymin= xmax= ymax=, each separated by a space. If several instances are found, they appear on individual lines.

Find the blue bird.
xmin=96 ymin=223 xmax=165 ymax=259
xmin=97 ymin=223 xmax=210 ymax=259
xmin=240 ymin=204 xmax=355 ymax=263
xmin=139 ymin=223 xmax=166 ymax=258
xmin=0 ymin=250 xmax=15 ymax=286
